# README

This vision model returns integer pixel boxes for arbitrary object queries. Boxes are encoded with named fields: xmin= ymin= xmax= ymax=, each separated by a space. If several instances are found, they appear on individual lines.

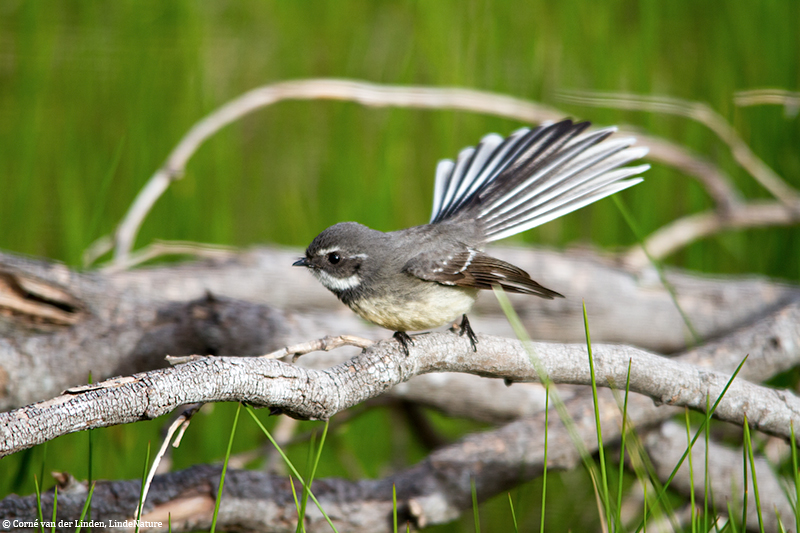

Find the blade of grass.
xmin=297 ymin=431 xmax=317 ymax=532
xmin=684 ymin=408 xmax=697 ymax=533
xmin=508 ymin=493 xmax=518 ymax=533
xmin=471 ymin=476 xmax=480 ymax=533
xmin=87 ymin=137 xmax=125 ymax=245
xmin=777 ymin=511 xmax=787 ymax=533
xmin=792 ymin=422 xmax=800 ymax=533
xmin=643 ymin=482 xmax=647 ymax=533
xmin=704 ymin=395 xmax=711 ymax=533
xmin=743 ymin=416 xmax=764 ymax=532
xmin=609 ymin=368 xmax=680 ymax=530
xmin=742 ymin=416 xmax=750 ymax=531
xmin=135 ymin=442 xmax=151 ymax=533
xmin=10 ymin=447 xmax=35 ymax=495
xmin=301 ymin=419 xmax=330 ymax=529
xmin=583 ymin=301 xmax=613 ymax=528
xmin=636 ymin=354 xmax=749 ymax=533
xmin=625 ymin=431 xmax=680 ymax=531
xmin=51 ymin=485 xmax=57 ymax=533
xmin=74 ymin=482 xmax=96 ymax=533
xmin=246 ymin=406 xmax=339 ymax=533
xmin=289 ymin=477 xmax=303 ymax=532
xmin=34 ymin=474 xmax=44 ymax=533
xmin=210 ymin=402 xmax=241 ymax=533
xmin=393 ymin=484 xmax=399 ymax=533
xmin=494 ymin=287 xmax=607 ymax=529
xmin=726 ymin=500 xmax=739 ymax=533
xmin=613 ymin=195 xmax=701 ymax=344
xmin=540 ymin=386 xmax=549 ymax=533
xmin=615 ymin=360 xmax=633 ymax=531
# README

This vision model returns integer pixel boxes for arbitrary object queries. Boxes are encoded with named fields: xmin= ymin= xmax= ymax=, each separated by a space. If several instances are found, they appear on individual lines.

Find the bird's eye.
xmin=327 ymin=252 xmax=340 ymax=264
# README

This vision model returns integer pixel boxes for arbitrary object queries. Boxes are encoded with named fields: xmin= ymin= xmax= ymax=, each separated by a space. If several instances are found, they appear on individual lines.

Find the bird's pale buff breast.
xmin=348 ymin=284 xmax=479 ymax=331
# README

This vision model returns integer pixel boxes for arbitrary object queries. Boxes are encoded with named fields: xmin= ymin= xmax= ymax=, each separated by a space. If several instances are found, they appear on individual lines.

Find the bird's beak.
xmin=293 ymin=257 xmax=310 ymax=267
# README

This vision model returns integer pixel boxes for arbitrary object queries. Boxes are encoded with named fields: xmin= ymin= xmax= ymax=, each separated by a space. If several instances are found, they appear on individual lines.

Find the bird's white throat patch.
xmin=313 ymin=269 xmax=361 ymax=292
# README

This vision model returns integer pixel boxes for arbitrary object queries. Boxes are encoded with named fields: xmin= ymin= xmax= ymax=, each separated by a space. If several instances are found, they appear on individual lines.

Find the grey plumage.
xmin=296 ymin=119 xmax=649 ymax=338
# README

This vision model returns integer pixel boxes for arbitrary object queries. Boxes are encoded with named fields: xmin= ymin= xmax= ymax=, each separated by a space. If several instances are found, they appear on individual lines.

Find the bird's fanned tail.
xmin=429 ymin=119 xmax=649 ymax=242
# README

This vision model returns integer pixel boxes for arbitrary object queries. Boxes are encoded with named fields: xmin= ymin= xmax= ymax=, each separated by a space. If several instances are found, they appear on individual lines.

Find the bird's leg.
xmin=459 ymin=314 xmax=479 ymax=352
xmin=393 ymin=331 xmax=414 ymax=356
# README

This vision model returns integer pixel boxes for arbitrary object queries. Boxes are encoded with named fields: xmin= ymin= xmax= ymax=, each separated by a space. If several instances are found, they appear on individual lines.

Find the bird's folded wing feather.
xmin=402 ymin=247 xmax=563 ymax=299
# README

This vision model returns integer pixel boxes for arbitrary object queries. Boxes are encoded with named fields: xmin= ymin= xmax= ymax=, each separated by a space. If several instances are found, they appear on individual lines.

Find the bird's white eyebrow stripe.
xmin=315 ymin=248 xmax=368 ymax=260
xmin=316 ymin=247 xmax=340 ymax=256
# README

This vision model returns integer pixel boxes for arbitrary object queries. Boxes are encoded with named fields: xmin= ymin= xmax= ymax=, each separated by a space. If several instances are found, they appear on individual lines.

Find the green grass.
xmin=246 ymin=406 xmax=339 ymax=532
xmin=2 ymin=2 xmax=799 ymax=531
xmin=210 ymin=402 xmax=241 ymax=533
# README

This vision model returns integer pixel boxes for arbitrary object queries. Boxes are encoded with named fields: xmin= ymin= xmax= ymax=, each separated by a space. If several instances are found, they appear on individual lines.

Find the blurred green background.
xmin=1 ymin=1 xmax=798 ymax=530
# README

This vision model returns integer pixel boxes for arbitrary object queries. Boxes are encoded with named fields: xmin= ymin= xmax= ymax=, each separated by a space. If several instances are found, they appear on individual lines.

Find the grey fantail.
xmin=294 ymin=120 xmax=649 ymax=352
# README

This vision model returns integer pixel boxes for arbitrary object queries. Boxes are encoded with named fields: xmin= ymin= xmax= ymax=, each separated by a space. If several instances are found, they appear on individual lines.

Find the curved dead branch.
xmin=97 ymin=79 xmax=765 ymax=270
xmin=107 ymin=79 xmax=564 ymax=265
xmin=558 ymin=90 xmax=800 ymax=205
xmin=623 ymin=200 xmax=800 ymax=269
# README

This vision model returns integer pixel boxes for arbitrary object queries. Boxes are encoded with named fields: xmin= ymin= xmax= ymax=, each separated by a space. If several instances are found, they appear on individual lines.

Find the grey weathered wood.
xmin=3 ymin=297 xmax=799 ymax=458
xmin=1 ymin=246 xmax=796 ymax=412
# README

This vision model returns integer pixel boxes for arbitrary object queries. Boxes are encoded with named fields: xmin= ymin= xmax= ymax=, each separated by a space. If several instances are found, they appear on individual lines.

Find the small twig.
xmin=261 ymin=334 xmax=375 ymax=362
xmin=558 ymin=90 xmax=800 ymax=205
xmin=101 ymin=240 xmax=237 ymax=273
xmin=735 ymin=88 xmax=800 ymax=116
xmin=622 ymin=200 xmax=800 ymax=269
xmin=166 ymin=354 xmax=205 ymax=365
xmin=82 ymin=235 xmax=114 ymax=268
xmin=136 ymin=404 xmax=202 ymax=521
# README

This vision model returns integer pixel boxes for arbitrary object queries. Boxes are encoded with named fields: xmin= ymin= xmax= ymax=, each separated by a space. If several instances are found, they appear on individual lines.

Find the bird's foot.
xmin=459 ymin=314 xmax=478 ymax=352
xmin=394 ymin=331 xmax=414 ymax=356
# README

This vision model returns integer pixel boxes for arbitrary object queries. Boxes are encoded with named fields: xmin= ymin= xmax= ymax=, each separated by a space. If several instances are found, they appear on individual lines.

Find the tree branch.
xmin=93 ymin=79 xmax=763 ymax=269
xmin=557 ymin=90 xmax=800 ymax=205
xmin=4 ymin=246 xmax=797 ymax=411
xmin=3 ymin=296 xmax=800 ymax=458
xmin=623 ymin=200 xmax=800 ymax=269
xmin=644 ymin=421 xmax=793 ymax=533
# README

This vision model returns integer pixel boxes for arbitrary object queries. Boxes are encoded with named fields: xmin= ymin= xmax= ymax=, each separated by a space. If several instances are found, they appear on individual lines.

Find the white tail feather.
xmin=427 ymin=120 xmax=649 ymax=240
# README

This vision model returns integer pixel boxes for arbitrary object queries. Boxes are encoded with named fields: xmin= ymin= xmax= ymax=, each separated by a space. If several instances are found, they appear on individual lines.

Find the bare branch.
xmin=735 ymin=88 xmax=800 ymax=116
xmin=3 ymin=296 xmax=800 ymax=458
xmin=2 ymin=246 xmax=799 ymax=412
xmin=108 ymin=79 xmax=565 ymax=266
xmin=103 ymin=240 xmax=238 ymax=273
xmin=558 ymin=90 xmax=800 ymax=205
xmin=101 ymin=79 xmax=761 ymax=269
xmin=645 ymin=421 xmax=793 ymax=533
xmin=623 ymin=200 xmax=800 ymax=269
xmin=4 ymin=386 xmax=794 ymax=532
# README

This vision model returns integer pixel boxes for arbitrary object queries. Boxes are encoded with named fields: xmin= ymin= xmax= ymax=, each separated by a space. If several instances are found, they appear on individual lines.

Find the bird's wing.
xmin=402 ymin=247 xmax=563 ymax=299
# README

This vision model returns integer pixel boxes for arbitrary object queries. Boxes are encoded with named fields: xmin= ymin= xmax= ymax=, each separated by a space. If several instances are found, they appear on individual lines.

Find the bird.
xmin=293 ymin=119 xmax=649 ymax=354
